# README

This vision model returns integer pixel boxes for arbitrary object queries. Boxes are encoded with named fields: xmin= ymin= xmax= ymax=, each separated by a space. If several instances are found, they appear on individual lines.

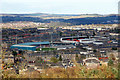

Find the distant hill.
xmin=0 ymin=13 xmax=103 ymax=18
xmin=0 ymin=13 xmax=118 ymax=25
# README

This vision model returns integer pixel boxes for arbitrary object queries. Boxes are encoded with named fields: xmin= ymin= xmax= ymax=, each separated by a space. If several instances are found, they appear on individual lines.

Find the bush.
xmin=50 ymin=57 xmax=59 ymax=63
xmin=108 ymin=59 xmax=114 ymax=66
xmin=112 ymin=47 xmax=117 ymax=50
xmin=109 ymin=53 xmax=116 ymax=60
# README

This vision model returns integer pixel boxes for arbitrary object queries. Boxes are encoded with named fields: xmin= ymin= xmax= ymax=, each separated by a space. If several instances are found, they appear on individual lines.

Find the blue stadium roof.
xmin=13 ymin=41 xmax=50 ymax=46
xmin=10 ymin=41 xmax=50 ymax=51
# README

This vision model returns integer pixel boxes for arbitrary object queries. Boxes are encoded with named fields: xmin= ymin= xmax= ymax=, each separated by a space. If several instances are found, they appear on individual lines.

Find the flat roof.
xmin=10 ymin=41 xmax=50 ymax=51
xmin=15 ymin=41 xmax=50 ymax=45
xmin=12 ymin=45 xmax=36 ymax=47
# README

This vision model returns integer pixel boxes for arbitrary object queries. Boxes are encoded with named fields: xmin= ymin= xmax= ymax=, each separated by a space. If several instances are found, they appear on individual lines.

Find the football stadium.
xmin=10 ymin=41 xmax=76 ymax=51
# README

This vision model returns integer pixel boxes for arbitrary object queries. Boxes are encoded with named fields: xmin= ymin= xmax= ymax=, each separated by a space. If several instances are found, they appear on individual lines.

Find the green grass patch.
xmin=36 ymin=48 xmax=57 ymax=51
xmin=42 ymin=48 xmax=57 ymax=51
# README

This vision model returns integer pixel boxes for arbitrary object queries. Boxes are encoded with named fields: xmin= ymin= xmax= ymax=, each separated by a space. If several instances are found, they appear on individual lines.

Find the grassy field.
xmin=41 ymin=48 xmax=57 ymax=51
xmin=36 ymin=48 xmax=57 ymax=51
xmin=42 ymin=15 xmax=103 ymax=19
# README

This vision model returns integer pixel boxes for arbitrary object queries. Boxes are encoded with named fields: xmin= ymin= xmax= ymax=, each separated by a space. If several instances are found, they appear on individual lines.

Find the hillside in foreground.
xmin=3 ymin=62 xmax=120 ymax=78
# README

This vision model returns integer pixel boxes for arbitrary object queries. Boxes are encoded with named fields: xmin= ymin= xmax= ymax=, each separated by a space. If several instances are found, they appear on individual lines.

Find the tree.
xmin=112 ymin=47 xmax=117 ymax=50
xmin=59 ymin=55 xmax=62 ymax=61
xmin=93 ymin=49 xmax=97 ymax=53
xmin=118 ymin=63 xmax=120 ymax=79
xmin=75 ymin=54 xmax=79 ymax=61
xmin=59 ymin=32 xmax=62 ymax=37
xmin=19 ymin=50 xmax=23 ymax=55
xmin=108 ymin=59 xmax=114 ymax=66
xmin=109 ymin=53 xmax=116 ymax=60
xmin=93 ymin=31 xmax=96 ymax=36
xmin=12 ymin=50 xmax=17 ymax=63
xmin=118 ymin=63 xmax=120 ymax=70
xmin=12 ymin=51 xmax=17 ymax=56
xmin=76 ymin=54 xmax=78 ymax=57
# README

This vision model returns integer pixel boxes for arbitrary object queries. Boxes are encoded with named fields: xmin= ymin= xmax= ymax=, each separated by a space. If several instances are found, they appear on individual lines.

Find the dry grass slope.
xmin=2 ymin=63 xmax=119 ymax=78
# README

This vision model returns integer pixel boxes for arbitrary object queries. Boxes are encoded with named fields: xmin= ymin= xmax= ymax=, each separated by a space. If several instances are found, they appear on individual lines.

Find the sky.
xmin=0 ymin=0 xmax=119 ymax=14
